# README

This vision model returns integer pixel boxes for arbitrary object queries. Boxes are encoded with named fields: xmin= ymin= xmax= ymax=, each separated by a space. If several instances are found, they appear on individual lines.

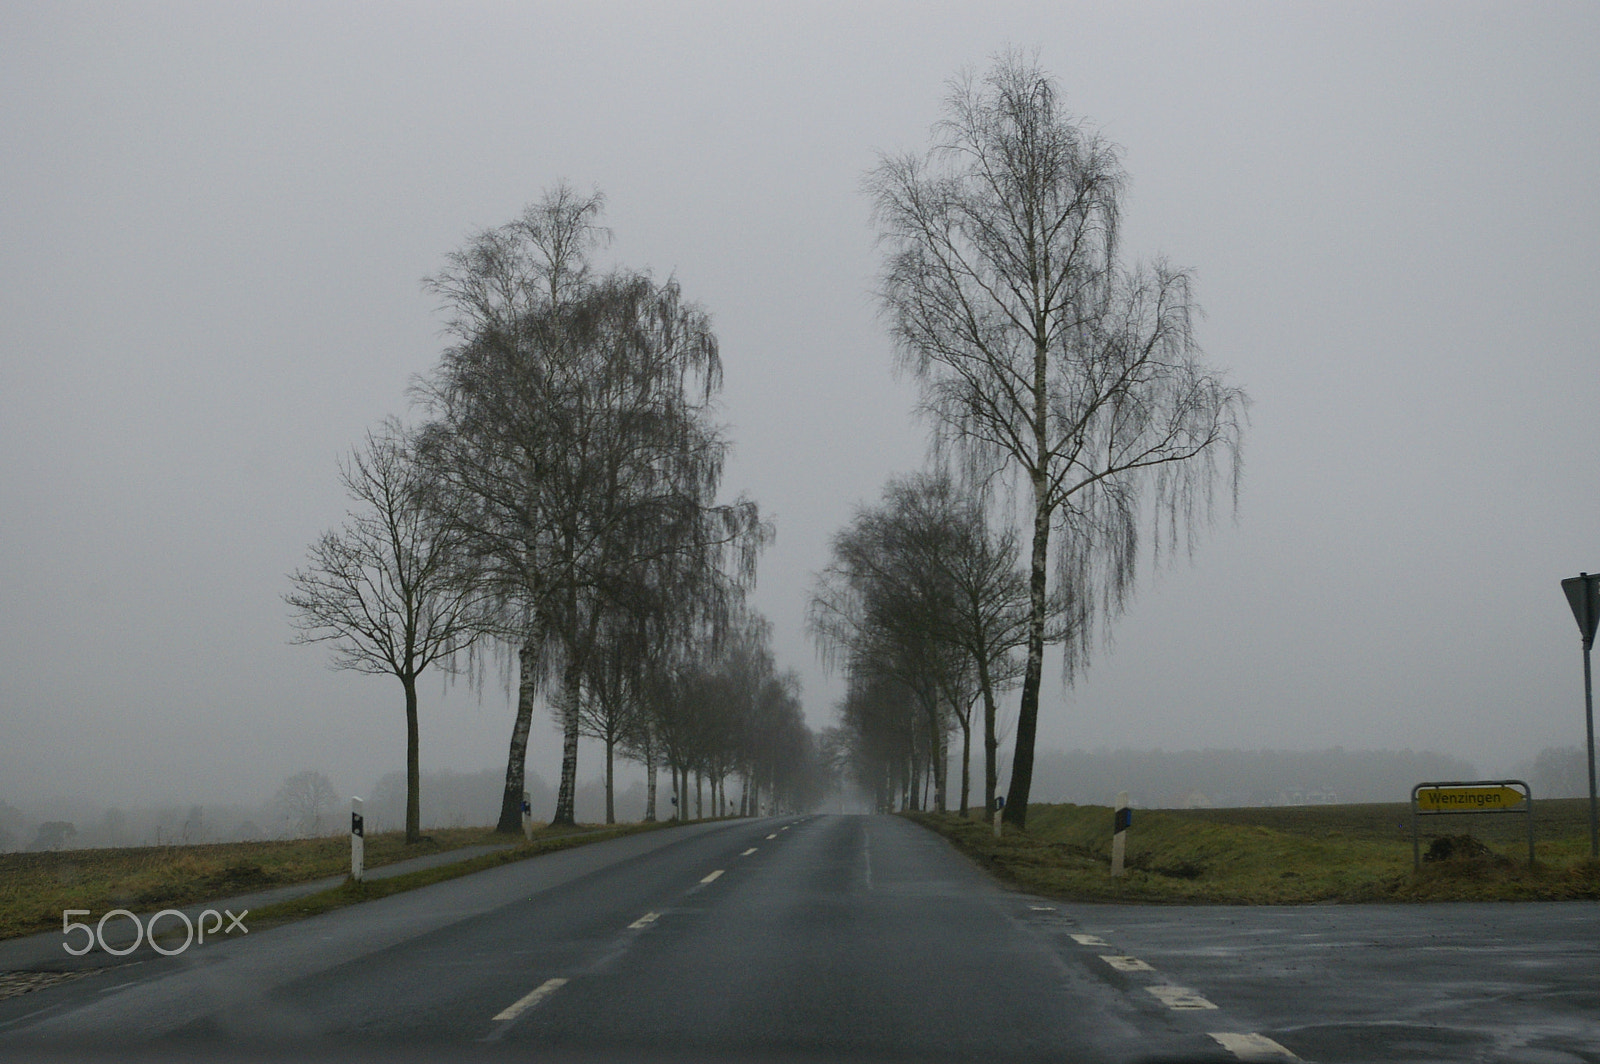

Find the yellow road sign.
xmin=1415 ymin=786 xmax=1525 ymax=812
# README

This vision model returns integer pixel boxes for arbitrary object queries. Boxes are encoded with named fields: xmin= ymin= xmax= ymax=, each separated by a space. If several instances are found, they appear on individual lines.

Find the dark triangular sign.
xmin=1562 ymin=573 xmax=1600 ymax=648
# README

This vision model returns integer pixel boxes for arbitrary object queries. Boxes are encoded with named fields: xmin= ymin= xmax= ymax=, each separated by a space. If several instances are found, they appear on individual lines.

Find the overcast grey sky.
xmin=3 ymin=2 xmax=1596 ymax=809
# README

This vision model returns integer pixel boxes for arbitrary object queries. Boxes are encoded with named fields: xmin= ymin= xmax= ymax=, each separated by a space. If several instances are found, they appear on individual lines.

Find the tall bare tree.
xmin=869 ymin=53 xmax=1247 ymax=827
xmin=286 ymin=422 xmax=482 ymax=842
xmin=418 ymin=184 xmax=609 ymax=834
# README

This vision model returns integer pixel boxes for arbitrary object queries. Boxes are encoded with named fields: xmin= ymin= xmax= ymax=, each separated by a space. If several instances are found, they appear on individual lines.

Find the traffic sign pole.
xmin=1585 ymin=626 xmax=1597 ymax=859
xmin=1560 ymin=572 xmax=1599 ymax=858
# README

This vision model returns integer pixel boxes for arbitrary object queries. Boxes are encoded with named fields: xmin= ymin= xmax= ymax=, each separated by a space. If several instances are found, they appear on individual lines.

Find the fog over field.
xmin=2 ymin=3 xmax=1597 ymax=817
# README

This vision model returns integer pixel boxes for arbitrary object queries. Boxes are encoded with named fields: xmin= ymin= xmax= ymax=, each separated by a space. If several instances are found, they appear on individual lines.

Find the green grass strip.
xmin=910 ymin=803 xmax=1600 ymax=904
xmin=0 ymin=822 xmax=678 ymax=940
xmin=240 ymin=821 xmax=677 ymax=930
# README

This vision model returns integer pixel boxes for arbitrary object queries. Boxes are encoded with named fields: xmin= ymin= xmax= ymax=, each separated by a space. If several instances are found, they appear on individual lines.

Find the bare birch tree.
xmin=869 ymin=52 xmax=1247 ymax=827
xmin=417 ymin=183 xmax=608 ymax=834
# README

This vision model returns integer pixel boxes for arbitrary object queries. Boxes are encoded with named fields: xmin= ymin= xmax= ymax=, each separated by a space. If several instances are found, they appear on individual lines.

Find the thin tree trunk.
xmin=604 ymin=734 xmax=615 ymax=824
xmin=959 ymin=709 xmax=971 ymax=817
xmin=978 ymin=655 xmax=1000 ymax=816
xmin=496 ymin=641 xmax=538 ymax=834
xmin=1006 ymin=465 xmax=1052 ymax=830
xmin=403 ymin=673 xmax=422 ymax=843
xmin=644 ymin=737 xmax=657 ymax=822
xmin=551 ymin=659 xmax=581 ymax=827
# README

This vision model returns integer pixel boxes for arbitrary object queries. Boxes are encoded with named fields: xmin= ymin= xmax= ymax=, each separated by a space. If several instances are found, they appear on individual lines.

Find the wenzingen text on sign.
xmin=1414 ymin=785 xmax=1526 ymax=812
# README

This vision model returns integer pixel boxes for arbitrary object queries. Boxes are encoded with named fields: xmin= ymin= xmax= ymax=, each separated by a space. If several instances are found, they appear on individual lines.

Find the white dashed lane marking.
xmin=627 ymin=912 xmax=659 ymax=929
xmin=740 ymin=847 xmax=757 ymax=856
xmin=766 ymin=833 xmax=777 ymax=839
xmin=492 ymin=977 xmax=567 ymax=1021
xmin=1070 ymin=931 xmax=1297 ymax=1060
xmin=1208 ymin=1032 xmax=1302 ymax=1061
xmin=1146 ymin=986 xmax=1217 ymax=1010
xmin=1100 ymin=955 xmax=1154 ymax=972
xmin=700 ymin=870 xmax=724 ymax=884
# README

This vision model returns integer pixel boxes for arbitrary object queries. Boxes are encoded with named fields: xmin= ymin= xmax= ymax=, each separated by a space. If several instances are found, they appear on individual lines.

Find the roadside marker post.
xmin=1560 ymin=571 xmax=1599 ymax=858
xmin=1111 ymin=791 xmax=1130 ymax=877
xmin=350 ymin=797 xmax=364 ymax=883
xmin=520 ymin=790 xmax=533 ymax=841
xmin=1410 ymin=780 xmax=1533 ymax=869
xmin=993 ymin=794 xmax=1005 ymax=838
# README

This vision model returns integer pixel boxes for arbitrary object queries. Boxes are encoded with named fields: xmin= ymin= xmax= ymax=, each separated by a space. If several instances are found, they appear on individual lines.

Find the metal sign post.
xmin=350 ymin=797 xmax=365 ymax=883
xmin=1410 ymin=780 xmax=1533 ymax=869
xmin=1560 ymin=572 xmax=1599 ymax=858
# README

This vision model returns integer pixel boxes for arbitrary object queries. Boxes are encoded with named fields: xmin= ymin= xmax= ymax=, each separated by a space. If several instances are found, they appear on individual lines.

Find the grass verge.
xmin=244 ymin=821 xmax=673 ymax=931
xmin=910 ymin=801 xmax=1600 ymax=904
xmin=0 ymin=822 xmax=673 ymax=940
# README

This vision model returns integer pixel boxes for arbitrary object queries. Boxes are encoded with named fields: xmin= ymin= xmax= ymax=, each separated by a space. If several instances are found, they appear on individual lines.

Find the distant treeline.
xmin=1025 ymin=747 xmax=1480 ymax=808
xmin=0 ymin=768 xmax=653 ymax=853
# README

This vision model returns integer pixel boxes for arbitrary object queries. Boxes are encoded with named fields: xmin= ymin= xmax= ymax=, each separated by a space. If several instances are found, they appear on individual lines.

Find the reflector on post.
xmin=351 ymin=797 xmax=365 ymax=883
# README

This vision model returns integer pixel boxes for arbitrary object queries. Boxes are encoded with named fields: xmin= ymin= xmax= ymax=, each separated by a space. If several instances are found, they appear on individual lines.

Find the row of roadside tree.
xmin=287 ymin=187 xmax=822 ymax=843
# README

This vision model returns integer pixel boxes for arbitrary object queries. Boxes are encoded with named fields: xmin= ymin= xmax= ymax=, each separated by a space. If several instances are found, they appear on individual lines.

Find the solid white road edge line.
xmin=701 ymin=870 xmax=724 ymax=883
xmin=492 ymin=978 xmax=568 ymax=1021
xmin=1208 ymin=1032 xmax=1302 ymax=1062
xmin=627 ymin=912 xmax=660 ymax=929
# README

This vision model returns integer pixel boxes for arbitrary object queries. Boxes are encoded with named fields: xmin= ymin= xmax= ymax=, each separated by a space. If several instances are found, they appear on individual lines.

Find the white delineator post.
xmin=351 ymin=797 xmax=365 ymax=883
xmin=1111 ymin=791 xmax=1129 ymax=878
xmin=521 ymin=790 xmax=533 ymax=841
xmin=993 ymin=795 xmax=1006 ymax=838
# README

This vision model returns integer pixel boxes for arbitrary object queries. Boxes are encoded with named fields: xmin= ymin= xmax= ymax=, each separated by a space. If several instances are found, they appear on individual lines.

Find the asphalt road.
xmin=0 ymin=814 xmax=1595 ymax=1064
